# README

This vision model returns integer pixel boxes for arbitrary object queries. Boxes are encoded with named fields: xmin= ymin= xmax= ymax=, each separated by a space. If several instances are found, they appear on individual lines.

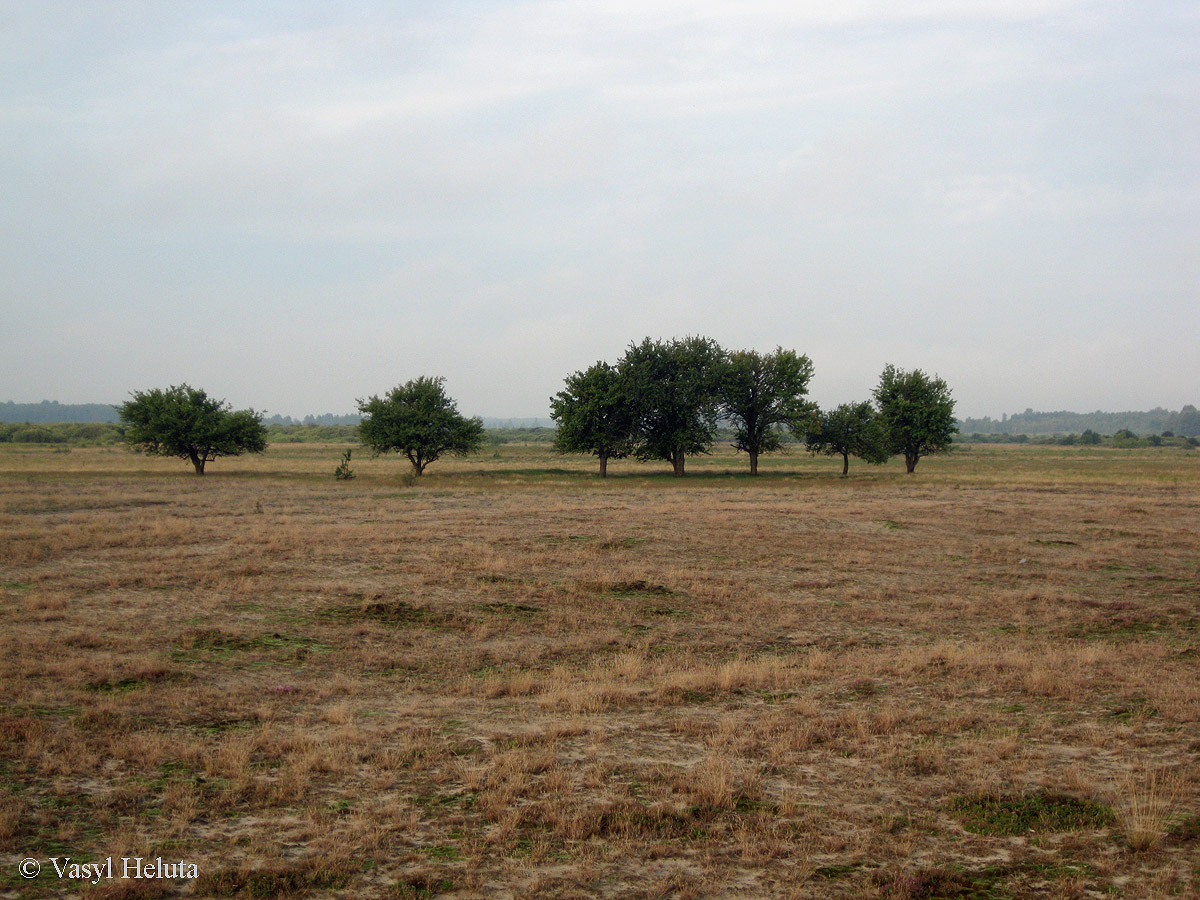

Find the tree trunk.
xmin=599 ymin=456 xmax=608 ymax=478
xmin=189 ymin=453 xmax=205 ymax=475
xmin=905 ymin=452 xmax=918 ymax=473
xmin=841 ymin=452 xmax=850 ymax=477
xmin=672 ymin=451 xmax=686 ymax=476
xmin=749 ymin=451 xmax=759 ymax=476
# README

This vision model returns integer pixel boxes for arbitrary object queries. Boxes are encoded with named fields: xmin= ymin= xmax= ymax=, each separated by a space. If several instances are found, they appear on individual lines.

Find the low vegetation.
xmin=1 ymin=442 xmax=1197 ymax=898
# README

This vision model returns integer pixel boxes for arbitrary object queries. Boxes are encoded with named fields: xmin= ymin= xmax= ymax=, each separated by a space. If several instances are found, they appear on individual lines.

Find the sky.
xmin=2 ymin=1 xmax=1197 ymax=420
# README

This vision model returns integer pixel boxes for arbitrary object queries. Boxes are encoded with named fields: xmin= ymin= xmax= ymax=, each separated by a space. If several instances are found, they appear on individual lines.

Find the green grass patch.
xmin=323 ymin=597 xmax=452 ymax=627
xmin=475 ymin=601 xmax=540 ymax=617
xmin=949 ymin=790 xmax=1113 ymax=835
xmin=173 ymin=628 xmax=329 ymax=658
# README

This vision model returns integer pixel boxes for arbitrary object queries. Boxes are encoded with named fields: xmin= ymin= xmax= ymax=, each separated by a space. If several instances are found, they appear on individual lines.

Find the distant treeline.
xmin=0 ymin=422 xmax=124 ymax=445
xmin=0 ymin=421 xmax=561 ymax=447
xmin=958 ymin=406 xmax=1200 ymax=437
xmin=6 ymin=400 xmax=1199 ymax=438
xmin=263 ymin=413 xmax=361 ymax=426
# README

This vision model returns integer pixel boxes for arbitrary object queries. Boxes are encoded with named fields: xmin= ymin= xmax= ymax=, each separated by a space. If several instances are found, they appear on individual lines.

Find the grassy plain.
xmin=1 ymin=442 xmax=1198 ymax=899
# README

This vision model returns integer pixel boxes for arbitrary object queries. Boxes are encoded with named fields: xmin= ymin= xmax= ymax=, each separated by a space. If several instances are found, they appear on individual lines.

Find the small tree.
xmin=720 ymin=347 xmax=815 ymax=475
xmin=550 ymin=362 xmax=635 ymax=477
xmin=873 ymin=365 xmax=956 ymax=473
xmin=333 ymin=449 xmax=355 ymax=480
xmin=620 ymin=336 xmax=725 ymax=476
xmin=118 ymin=384 xmax=266 ymax=475
xmin=357 ymin=377 xmax=484 ymax=476
xmin=805 ymin=402 xmax=890 ymax=476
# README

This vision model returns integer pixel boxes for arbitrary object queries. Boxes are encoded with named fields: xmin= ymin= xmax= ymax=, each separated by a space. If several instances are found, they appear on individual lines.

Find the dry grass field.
xmin=1 ymin=441 xmax=1198 ymax=899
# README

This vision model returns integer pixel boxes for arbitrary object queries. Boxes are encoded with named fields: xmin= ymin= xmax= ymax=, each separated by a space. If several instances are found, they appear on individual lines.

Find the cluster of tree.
xmin=551 ymin=337 xmax=956 ymax=476
xmin=958 ymin=406 xmax=1200 ymax=438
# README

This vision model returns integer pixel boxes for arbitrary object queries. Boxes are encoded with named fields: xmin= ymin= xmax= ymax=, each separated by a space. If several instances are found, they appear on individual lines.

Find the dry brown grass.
xmin=1 ymin=441 xmax=1198 ymax=898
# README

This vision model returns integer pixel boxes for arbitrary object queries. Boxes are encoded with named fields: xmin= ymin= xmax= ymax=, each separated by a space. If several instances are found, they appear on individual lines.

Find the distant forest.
xmin=958 ymin=406 xmax=1200 ymax=437
xmin=0 ymin=402 xmax=552 ymax=430
xmin=2 ymin=400 xmax=1197 ymax=438
xmin=0 ymin=402 xmax=362 ymax=427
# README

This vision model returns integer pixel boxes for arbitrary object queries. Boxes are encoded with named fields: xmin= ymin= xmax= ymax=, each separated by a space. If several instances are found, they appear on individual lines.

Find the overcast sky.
xmin=2 ymin=1 xmax=1197 ymax=419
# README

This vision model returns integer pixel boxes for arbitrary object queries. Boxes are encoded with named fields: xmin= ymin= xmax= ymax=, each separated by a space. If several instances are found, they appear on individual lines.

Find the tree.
xmin=873 ymin=365 xmax=956 ymax=473
xmin=118 ymin=384 xmax=266 ymax=475
xmin=720 ymin=347 xmax=815 ymax=475
xmin=805 ymin=402 xmax=890 ymax=476
xmin=357 ymin=377 xmax=484 ymax=475
xmin=1178 ymin=405 xmax=1200 ymax=438
xmin=550 ymin=362 xmax=635 ymax=477
xmin=620 ymin=336 xmax=725 ymax=476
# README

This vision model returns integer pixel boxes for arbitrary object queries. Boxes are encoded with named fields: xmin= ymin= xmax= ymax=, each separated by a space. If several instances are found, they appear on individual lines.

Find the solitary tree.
xmin=550 ymin=362 xmax=635 ymax=477
xmin=118 ymin=384 xmax=267 ymax=475
xmin=620 ymin=336 xmax=725 ymax=476
xmin=873 ymin=365 xmax=956 ymax=473
xmin=357 ymin=377 xmax=484 ymax=476
xmin=721 ymin=347 xmax=815 ymax=475
xmin=805 ymin=402 xmax=890 ymax=476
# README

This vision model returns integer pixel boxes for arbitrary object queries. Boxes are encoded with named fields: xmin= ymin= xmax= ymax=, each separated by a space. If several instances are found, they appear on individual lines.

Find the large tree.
xmin=550 ymin=361 xmax=635 ymax=477
xmin=721 ymin=347 xmax=815 ymax=475
xmin=358 ymin=376 xmax=484 ymax=475
xmin=805 ymin=402 xmax=890 ymax=476
xmin=873 ymin=365 xmax=956 ymax=473
xmin=620 ymin=336 xmax=725 ymax=476
xmin=118 ymin=384 xmax=266 ymax=475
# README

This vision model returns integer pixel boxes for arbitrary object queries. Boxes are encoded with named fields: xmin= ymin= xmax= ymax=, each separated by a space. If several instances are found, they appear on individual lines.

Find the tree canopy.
xmin=357 ymin=377 xmax=484 ymax=475
xmin=805 ymin=402 xmax=890 ymax=476
xmin=620 ymin=336 xmax=726 ymax=476
xmin=118 ymin=384 xmax=267 ymax=475
xmin=550 ymin=361 xmax=635 ymax=477
xmin=873 ymin=365 xmax=956 ymax=473
xmin=721 ymin=347 xmax=815 ymax=475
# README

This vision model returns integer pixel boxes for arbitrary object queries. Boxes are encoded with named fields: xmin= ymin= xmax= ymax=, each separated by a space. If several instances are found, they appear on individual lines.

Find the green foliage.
xmin=720 ymin=347 xmax=815 ymax=475
xmin=485 ymin=426 xmax=556 ymax=445
xmin=620 ymin=336 xmax=726 ymax=476
xmin=118 ymin=384 xmax=266 ymax=475
xmin=333 ymin=449 xmax=355 ymax=480
xmin=805 ymin=402 xmax=890 ymax=475
xmin=266 ymin=424 xmax=359 ymax=443
xmin=1111 ymin=428 xmax=1140 ymax=448
xmin=550 ymin=361 xmax=635 ymax=477
xmin=873 ymin=365 xmax=956 ymax=473
xmin=357 ymin=376 xmax=484 ymax=476
xmin=1179 ymin=405 xmax=1200 ymax=437
xmin=0 ymin=422 xmax=123 ymax=445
